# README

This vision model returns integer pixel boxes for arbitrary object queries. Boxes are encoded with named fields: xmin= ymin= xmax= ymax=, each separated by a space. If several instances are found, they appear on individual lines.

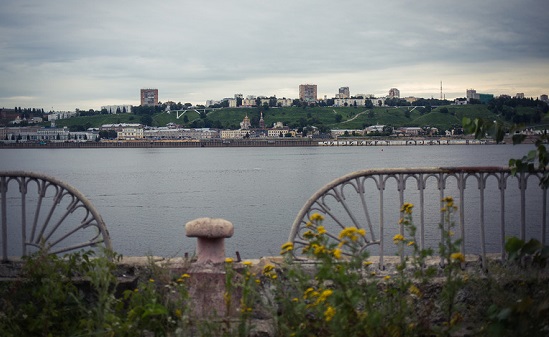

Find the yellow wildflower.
xmin=243 ymin=261 xmax=252 ymax=266
xmin=304 ymin=287 xmax=315 ymax=299
xmin=442 ymin=196 xmax=454 ymax=203
xmin=401 ymin=202 xmax=414 ymax=214
xmin=303 ymin=230 xmax=315 ymax=239
xmin=280 ymin=242 xmax=294 ymax=255
xmin=393 ymin=234 xmax=405 ymax=244
xmin=384 ymin=275 xmax=391 ymax=280
xmin=305 ymin=221 xmax=313 ymax=227
xmin=318 ymin=289 xmax=333 ymax=303
xmin=175 ymin=309 xmax=182 ymax=318
xmin=263 ymin=264 xmax=275 ymax=274
xmin=332 ymin=248 xmax=342 ymax=259
xmin=339 ymin=227 xmax=362 ymax=242
xmin=149 ymin=278 xmax=155 ymax=283
xmin=313 ymin=244 xmax=326 ymax=255
xmin=363 ymin=261 xmax=373 ymax=266
xmin=409 ymin=284 xmax=422 ymax=297
xmin=407 ymin=241 xmax=415 ymax=246
xmin=324 ymin=306 xmax=336 ymax=322
xmin=317 ymin=225 xmax=327 ymax=235
xmin=291 ymin=297 xmax=299 ymax=303
xmin=310 ymin=213 xmax=325 ymax=222
xmin=225 ymin=257 xmax=234 ymax=264
xmin=450 ymin=252 xmax=465 ymax=263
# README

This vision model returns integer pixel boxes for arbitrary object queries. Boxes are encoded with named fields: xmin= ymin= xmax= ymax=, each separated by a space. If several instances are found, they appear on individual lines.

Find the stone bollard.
xmin=185 ymin=217 xmax=234 ymax=264
xmin=185 ymin=217 xmax=237 ymax=318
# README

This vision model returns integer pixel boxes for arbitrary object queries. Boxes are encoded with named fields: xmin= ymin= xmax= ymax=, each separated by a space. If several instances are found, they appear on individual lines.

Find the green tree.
xmin=140 ymin=115 xmax=153 ymax=126
xmin=463 ymin=117 xmax=549 ymax=186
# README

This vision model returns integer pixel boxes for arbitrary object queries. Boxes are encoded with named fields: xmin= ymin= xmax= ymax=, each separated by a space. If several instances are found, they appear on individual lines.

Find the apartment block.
xmin=140 ymin=89 xmax=159 ymax=106
xmin=299 ymin=84 xmax=317 ymax=102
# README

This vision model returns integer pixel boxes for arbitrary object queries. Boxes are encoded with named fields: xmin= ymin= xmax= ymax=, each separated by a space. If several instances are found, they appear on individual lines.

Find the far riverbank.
xmin=0 ymin=136 xmax=510 ymax=149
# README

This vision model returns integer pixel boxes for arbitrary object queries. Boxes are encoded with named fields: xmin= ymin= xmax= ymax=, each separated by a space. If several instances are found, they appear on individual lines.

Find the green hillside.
xmin=51 ymin=104 xmax=547 ymax=132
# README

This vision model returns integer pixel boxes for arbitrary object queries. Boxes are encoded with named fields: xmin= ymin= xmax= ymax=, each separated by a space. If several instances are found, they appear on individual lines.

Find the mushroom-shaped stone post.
xmin=185 ymin=217 xmax=234 ymax=264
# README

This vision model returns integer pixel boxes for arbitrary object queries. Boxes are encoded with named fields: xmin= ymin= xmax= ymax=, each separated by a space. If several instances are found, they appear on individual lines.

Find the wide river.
xmin=0 ymin=144 xmax=541 ymax=258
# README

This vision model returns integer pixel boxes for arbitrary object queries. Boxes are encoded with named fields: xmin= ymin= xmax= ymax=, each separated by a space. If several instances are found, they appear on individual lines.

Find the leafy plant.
xmin=463 ymin=116 xmax=549 ymax=186
xmin=505 ymin=237 xmax=549 ymax=268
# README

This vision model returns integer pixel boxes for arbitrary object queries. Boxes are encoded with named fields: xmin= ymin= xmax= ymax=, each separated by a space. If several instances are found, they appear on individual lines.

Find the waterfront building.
xmin=364 ymin=125 xmax=386 ymax=134
xmin=117 ymin=125 xmax=144 ymax=140
xmin=100 ymin=123 xmax=143 ymax=132
xmin=299 ymin=84 xmax=317 ymax=102
xmin=37 ymin=127 xmax=70 ymax=141
xmin=268 ymin=127 xmax=292 ymax=138
xmin=541 ymin=94 xmax=548 ymax=103
xmin=140 ymin=89 xmax=158 ymax=106
xmin=331 ymin=129 xmax=365 ymax=137
xmin=515 ymin=93 xmax=525 ymax=99
xmin=221 ymin=129 xmax=248 ymax=139
xmin=0 ymin=126 xmax=98 ymax=142
xmin=143 ymin=127 xmax=219 ymax=140
xmin=397 ymin=127 xmax=423 ymax=136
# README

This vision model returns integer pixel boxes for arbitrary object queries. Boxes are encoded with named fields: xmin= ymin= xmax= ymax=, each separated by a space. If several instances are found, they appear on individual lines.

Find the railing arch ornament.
xmin=1 ymin=171 xmax=112 ymax=262
xmin=289 ymin=167 xmax=548 ymax=269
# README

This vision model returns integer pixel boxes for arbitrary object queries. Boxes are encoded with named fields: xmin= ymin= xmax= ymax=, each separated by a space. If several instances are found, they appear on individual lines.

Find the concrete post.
xmin=185 ymin=217 xmax=234 ymax=264
xmin=185 ymin=217 xmax=237 ymax=318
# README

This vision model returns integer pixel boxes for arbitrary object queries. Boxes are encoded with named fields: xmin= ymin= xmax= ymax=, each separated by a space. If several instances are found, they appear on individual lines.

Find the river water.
xmin=0 ymin=144 xmax=545 ymax=258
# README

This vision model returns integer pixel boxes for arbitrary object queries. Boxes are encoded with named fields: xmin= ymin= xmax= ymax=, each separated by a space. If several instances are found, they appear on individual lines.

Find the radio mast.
xmin=440 ymin=81 xmax=443 ymax=100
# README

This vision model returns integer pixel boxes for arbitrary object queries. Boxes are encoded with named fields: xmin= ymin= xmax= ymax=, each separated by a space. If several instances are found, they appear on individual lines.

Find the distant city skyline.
xmin=0 ymin=0 xmax=547 ymax=111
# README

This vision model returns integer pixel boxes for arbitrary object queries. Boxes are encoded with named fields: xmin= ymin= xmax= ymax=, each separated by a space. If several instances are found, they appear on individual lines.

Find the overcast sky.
xmin=1 ymin=0 xmax=548 ymax=111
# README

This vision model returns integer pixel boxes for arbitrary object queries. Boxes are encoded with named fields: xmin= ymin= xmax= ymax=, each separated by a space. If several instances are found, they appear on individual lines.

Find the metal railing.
xmin=289 ymin=167 xmax=548 ymax=269
xmin=0 ymin=171 xmax=112 ymax=262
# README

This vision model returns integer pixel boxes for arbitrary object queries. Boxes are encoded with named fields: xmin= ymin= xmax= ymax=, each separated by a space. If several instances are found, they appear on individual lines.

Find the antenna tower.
xmin=440 ymin=81 xmax=443 ymax=100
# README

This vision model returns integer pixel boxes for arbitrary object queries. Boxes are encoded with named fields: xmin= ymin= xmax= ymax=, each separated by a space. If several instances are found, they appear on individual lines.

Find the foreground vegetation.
xmin=1 ymin=203 xmax=548 ymax=336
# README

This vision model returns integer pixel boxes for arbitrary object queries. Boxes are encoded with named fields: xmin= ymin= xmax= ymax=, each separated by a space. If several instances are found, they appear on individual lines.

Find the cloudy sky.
xmin=1 ymin=0 xmax=548 ymax=111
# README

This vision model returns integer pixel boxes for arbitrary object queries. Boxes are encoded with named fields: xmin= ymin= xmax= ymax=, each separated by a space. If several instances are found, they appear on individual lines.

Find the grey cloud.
xmin=0 ymin=0 xmax=547 ymax=110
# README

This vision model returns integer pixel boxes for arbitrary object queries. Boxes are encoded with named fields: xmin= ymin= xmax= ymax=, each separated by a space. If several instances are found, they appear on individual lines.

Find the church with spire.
xmin=221 ymin=111 xmax=294 ymax=139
